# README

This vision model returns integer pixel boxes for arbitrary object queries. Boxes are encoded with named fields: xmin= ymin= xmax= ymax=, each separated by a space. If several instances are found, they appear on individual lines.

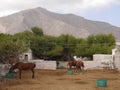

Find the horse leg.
xmin=80 ymin=67 xmax=83 ymax=74
xmin=19 ymin=70 xmax=22 ymax=79
xmin=74 ymin=66 xmax=77 ymax=73
xmin=31 ymin=69 xmax=35 ymax=79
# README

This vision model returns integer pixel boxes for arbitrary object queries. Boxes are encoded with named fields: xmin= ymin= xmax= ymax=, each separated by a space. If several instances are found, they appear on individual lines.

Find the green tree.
xmin=31 ymin=26 xmax=43 ymax=36
xmin=30 ymin=35 xmax=57 ymax=58
xmin=85 ymin=34 xmax=115 ymax=59
xmin=57 ymin=34 xmax=77 ymax=60
xmin=75 ymin=39 xmax=87 ymax=57
xmin=0 ymin=34 xmax=28 ymax=63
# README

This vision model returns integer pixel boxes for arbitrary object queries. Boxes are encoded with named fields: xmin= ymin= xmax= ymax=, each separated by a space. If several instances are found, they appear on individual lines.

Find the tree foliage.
xmin=0 ymin=26 xmax=116 ymax=62
xmin=0 ymin=34 xmax=28 ymax=63
xmin=31 ymin=26 xmax=43 ymax=36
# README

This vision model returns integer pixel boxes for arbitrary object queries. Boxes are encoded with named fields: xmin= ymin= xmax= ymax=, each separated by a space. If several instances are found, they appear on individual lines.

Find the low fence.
xmin=28 ymin=58 xmax=119 ymax=70
xmin=1 ymin=54 xmax=120 ymax=71
xmin=29 ymin=60 xmax=57 ymax=70
xmin=59 ymin=61 xmax=102 ymax=70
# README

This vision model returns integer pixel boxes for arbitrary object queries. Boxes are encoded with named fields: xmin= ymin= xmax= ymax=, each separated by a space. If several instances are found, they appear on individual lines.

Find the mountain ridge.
xmin=0 ymin=7 xmax=120 ymax=41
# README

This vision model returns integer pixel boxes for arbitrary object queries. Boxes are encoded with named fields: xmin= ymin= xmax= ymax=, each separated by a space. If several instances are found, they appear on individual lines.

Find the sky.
xmin=0 ymin=0 xmax=120 ymax=27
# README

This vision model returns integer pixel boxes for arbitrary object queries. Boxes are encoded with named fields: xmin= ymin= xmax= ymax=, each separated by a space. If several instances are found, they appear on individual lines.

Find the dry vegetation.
xmin=0 ymin=69 xmax=120 ymax=90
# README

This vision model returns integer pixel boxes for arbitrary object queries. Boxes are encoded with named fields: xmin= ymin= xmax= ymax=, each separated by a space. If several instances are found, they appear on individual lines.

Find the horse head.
xmin=9 ymin=63 xmax=17 ymax=73
xmin=9 ymin=65 xmax=15 ymax=73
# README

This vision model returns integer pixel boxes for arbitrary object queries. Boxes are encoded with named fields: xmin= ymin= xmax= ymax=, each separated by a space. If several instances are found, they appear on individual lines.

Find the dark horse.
xmin=9 ymin=62 xmax=36 ymax=79
xmin=67 ymin=60 xmax=84 ymax=72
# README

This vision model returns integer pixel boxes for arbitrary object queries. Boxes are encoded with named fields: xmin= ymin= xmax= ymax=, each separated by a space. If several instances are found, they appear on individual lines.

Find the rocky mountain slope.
xmin=0 ymin=7 xmax=120 ymax=41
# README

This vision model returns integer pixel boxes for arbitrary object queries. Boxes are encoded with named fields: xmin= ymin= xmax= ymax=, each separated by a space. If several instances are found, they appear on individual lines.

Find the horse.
xmin=67 ymin=60 xmax=77 ymax=70
xmin=9 ymin=62 xmax=36 ymax=79
xmin=67 ymin=60 xmax=84 ymax=72
xmin=76 ymin=61 xmax=84 ymax=70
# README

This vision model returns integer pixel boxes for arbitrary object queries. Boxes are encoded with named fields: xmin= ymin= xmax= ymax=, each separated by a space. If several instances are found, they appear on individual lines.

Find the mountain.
xmin=0 ymin=7 xmax=120 ymax=41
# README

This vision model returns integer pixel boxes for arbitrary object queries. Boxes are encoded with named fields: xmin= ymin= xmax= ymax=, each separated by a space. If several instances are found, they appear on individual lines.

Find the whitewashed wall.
xmin=0 ymin=64 xmax=10 ymax=76
xmin=59 ymin=54 xmax=115 ymax=70
xmin=83 ymin=61 xmax=102 ymax=69
xmin=59 ymin=62 xmax=67 ymax=68
xmin=28 ymin=44 xmax=120 ymax=70
xmin=59 ymin=61 xmax=102 ymax=70
xmin=93 ymin=54 xmax=112 ymax=61
xmin=59 ymin=61 xmax=102 ymax=69
xmin=29 ymin=60 xmax=57 ymax=70
xmin=114 ymin=51 xmax=120 ymax=69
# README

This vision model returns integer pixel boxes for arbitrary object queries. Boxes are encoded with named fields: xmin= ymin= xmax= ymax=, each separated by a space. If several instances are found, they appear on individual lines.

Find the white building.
xmin=19 ymin=49 xmax=33 ymax=62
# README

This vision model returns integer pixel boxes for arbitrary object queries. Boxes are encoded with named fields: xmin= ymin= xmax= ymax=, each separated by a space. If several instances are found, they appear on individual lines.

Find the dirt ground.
xmin=0 ymin=69 xmax=120 ymax=90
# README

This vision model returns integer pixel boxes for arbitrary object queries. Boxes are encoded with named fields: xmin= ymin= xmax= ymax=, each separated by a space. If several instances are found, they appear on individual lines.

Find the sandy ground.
xmin=0 ymin=69 xmax=120 ymax=90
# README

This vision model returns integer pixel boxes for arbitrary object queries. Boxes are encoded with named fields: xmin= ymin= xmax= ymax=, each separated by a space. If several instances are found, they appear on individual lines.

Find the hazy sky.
xmin=0 ymin=0 xmax=120 ymax=27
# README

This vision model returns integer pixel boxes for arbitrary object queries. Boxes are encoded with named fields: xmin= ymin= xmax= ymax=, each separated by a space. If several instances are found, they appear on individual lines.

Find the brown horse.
xmin=9 ymin=62 xmax=36 ymax=79
xmin=67 ymin=60 xmax=84 ymax=72
xmin=76 ymin=61 xmax=84 ymax=69
xmin=67 ymin=60 xmax=76 ymax=70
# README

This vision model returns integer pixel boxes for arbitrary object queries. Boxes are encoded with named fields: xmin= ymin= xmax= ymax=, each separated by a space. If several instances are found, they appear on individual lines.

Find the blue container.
xmin=68 ymin=70 xmax=73 ymax=75
xmin=97 ymin=79 xmax=107 ymax=88
xmin=5 ymin=72 xmax=16 ymax=78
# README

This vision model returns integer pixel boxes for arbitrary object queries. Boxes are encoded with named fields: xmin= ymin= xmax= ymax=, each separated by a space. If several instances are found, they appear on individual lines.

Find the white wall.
xmin=114 ymin=52 xmax=120 ymax=69
xmin=29 ymin=60 xmax=57 ymax=70
xmin=59 ymin=61 xmax=102 ymax=70
xmin=28 ymin=48 xmax=120 ymax=70
xmin=59 ymin=54 xmax=116 ymax=70
xmin=83 ymin=61 xmax=102 ymax=69
xmin=93 ymin=54 xmax=112 ymax=61
xmin=0 ymin=64 xmax=10 ymax=76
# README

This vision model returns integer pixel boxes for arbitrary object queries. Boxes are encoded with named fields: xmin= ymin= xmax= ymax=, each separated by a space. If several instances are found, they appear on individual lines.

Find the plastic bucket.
xmin=97 ymin=79 xmax=107 ymax=88
xmin=5 ymin=72 xmax=16 ymax=78
xmin=68 ymin=70 xmax=73 ymax=75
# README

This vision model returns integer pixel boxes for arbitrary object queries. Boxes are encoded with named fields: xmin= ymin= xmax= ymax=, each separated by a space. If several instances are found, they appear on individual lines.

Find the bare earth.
xmin=0 ymin=69 xmax=120 ymax=90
